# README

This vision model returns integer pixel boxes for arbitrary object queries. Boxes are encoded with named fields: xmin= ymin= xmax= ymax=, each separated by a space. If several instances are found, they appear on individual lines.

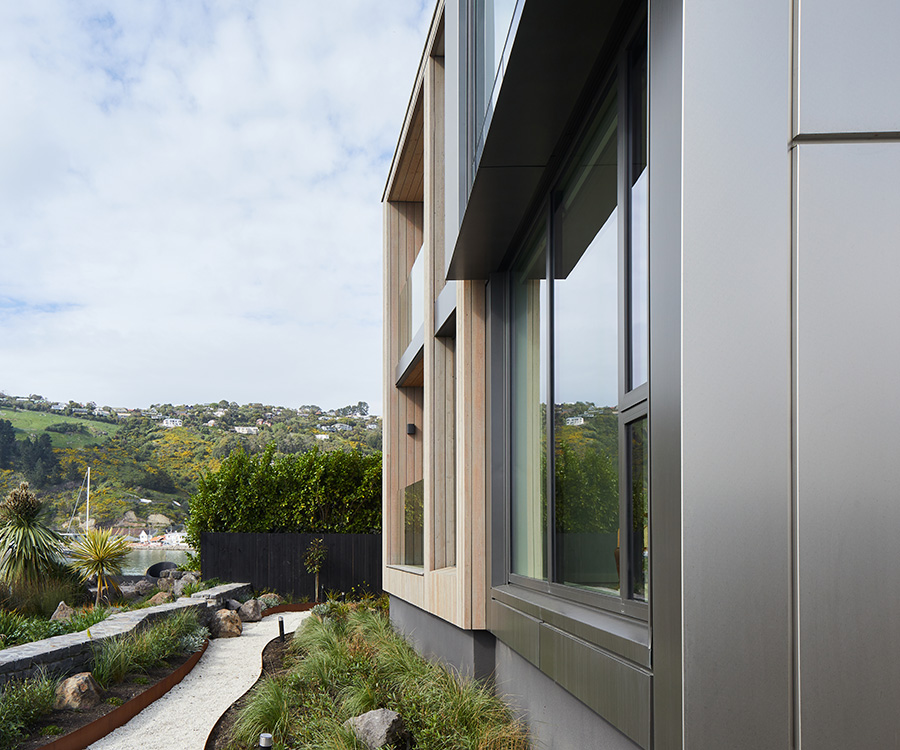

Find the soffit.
xmin=448 ymin=0 xmax=629 ymax=279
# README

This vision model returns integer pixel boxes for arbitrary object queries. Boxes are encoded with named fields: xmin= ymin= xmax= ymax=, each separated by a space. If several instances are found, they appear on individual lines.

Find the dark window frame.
xmin=504 ymin=22 xmax=649 ymax=621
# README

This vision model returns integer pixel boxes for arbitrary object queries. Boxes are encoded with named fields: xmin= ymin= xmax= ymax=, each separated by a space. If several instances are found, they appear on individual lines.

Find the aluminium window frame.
xmin=503 ymin=21 xmax=649 ymax=622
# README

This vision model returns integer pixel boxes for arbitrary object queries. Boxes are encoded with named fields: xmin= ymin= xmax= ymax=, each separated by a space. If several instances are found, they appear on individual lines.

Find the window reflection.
xmin=629 ymin=418 xmax=649 ymax=601
xmin=510 ymin=226 xmax=547 ymax=581
xmin=554 ymin=85 xmax=620 ymax=593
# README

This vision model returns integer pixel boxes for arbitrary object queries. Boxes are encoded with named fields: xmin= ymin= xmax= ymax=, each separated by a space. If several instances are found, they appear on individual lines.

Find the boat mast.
xmin=86 ymin=467 xmax=90 ymax=531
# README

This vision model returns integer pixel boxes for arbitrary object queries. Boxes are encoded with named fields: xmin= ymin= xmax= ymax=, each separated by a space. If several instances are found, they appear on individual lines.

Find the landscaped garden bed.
xmin=2 ymin=609 xmax=208 ymax=749
xmin=218 ymin=598 xmax=531 ymax=750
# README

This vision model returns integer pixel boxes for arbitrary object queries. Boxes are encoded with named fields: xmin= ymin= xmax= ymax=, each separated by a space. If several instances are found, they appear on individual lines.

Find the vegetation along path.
xmin=86 ymin=610 xmax=310 ymax=750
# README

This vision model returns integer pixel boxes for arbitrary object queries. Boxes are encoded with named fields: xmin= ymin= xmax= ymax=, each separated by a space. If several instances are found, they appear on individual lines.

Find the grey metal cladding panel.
xmin=492 ymin=584 xmax=650 ymax=667
xmin=648 ymin=0 xmax=684 ymax=745
xmin=681 ymin=0 xmax=792 ymax=747
xmin=489 ymin=598 xmax=540 ymax=667
xmin=795 ymin=143 xmax=900 ymax=750
xmin=796 ymin=0 xmax=900 ymax=135
xmin=539 ymin=623 xmax=651 ymax=749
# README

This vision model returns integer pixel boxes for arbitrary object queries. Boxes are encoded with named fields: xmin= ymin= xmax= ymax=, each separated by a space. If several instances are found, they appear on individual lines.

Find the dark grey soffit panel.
xmin=447 ymin=0 xmax=626 ymax=280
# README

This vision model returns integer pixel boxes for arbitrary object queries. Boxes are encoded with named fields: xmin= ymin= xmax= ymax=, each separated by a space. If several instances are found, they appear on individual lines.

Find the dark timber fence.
xmin=200 ymin=532 xmax=382 ymax=600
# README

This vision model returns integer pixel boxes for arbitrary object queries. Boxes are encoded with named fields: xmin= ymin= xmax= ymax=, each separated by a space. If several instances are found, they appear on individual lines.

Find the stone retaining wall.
xmin=0 ymin=582 xmax=251 ymax=687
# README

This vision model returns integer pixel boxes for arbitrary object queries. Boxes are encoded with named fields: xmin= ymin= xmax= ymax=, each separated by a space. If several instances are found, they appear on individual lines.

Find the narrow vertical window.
xmin=510 ymin=225 xmax=548 ymax=580
xmin=553 ymin=86 xmax=620 ymax=592
xmin=628 ymin=40 xmax=649 ymax=391
xmin=628 ymin=416 xmax=649 ymax=600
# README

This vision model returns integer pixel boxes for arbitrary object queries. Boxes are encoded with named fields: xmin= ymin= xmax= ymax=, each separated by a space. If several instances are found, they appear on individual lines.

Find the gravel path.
xmin=87 ymin=610 xmax=310 ymax=750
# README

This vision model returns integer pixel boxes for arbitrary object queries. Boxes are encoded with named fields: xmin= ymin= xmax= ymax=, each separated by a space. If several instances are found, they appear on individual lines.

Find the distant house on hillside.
xmin=234 ymin=425 xmax=258 ymax=435
xmin=314 ymin=434 xmax=330 ymax=441
xmin=162 ymin=418 xmax=183 ymax=428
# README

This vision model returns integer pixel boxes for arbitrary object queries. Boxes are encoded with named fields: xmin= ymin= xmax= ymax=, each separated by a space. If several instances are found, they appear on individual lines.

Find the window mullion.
xmin=616 ymin=53 xmax=632 ymax=603
xmin=546 ymin=199 xmax=557 ymax=585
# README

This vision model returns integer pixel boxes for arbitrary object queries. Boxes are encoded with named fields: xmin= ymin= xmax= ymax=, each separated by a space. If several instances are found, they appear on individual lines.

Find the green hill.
xmin=0 ymin=398 xmax=381 ymax=533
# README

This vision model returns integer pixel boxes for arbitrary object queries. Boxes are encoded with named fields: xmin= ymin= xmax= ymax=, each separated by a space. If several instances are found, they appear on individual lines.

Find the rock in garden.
xmin=54 ymin=673 xmax=102 ymax=710
xmin=210 ymin=609 xmax=242 ymax=638
xmin=121 ymin=579 xmax=157 ymax=599
xmin=50 ymin=601 xmax=75 ymax=622
xmin=148 ymin=591 xmax=174 ymax=606
xmin=258 ymin=592 xmax=284 ymax=608
xmin=344 ymin=708 xmax=406 ymax=750
xmin=237 ymin=599 xmax=262 ymax=622
xmin=174 ymin=573 xmax=198 ymax=597
xmin=133 ymin=578 xmax=157 ymax=596
xmin=157 ymin=577 xmax=174 ymax=593
xmin=225 ymin=598 xmax=242 ymax=610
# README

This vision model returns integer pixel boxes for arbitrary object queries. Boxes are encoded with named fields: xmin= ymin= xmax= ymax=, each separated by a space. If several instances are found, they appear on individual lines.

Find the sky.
xmin=0 ymin=1 xmax=434 ymax=415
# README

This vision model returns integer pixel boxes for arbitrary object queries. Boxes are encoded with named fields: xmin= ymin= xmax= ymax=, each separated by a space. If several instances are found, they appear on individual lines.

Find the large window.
xmin=509 ymin=33 xmax=648 ymax=612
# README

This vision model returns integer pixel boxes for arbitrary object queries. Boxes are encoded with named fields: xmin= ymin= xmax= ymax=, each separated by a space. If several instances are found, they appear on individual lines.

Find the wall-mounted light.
xmin=407 ymin=423 xmax=416 ymax=435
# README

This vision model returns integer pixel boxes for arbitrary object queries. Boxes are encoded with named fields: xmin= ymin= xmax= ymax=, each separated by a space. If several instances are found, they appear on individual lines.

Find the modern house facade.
xmin=382 ymin=1 xmax=900 ymax=748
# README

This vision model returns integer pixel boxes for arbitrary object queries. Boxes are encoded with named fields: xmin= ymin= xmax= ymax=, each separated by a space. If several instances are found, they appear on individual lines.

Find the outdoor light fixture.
xmin=407 ymin=423 xmax=416 ymax=435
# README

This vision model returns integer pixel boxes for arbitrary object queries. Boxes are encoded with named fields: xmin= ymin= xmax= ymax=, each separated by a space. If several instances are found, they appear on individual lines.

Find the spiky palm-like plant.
xmin=68 ymin=528 xmax=131 ymax=607
xmin=0 ymin=482 xmax=66 ymax=587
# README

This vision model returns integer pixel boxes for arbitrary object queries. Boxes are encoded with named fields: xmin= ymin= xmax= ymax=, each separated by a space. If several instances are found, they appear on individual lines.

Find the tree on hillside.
xmin=0 ymin=420 xmax=17 ymax=469
xmin=21 ymin=433 xmax=60 ymax=488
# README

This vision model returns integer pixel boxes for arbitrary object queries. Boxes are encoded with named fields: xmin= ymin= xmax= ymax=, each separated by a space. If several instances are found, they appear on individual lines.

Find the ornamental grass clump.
xmin=227 ymin=602 xmax=529 ymax=750
xmin=91 ymin=609 xmax=206 ymax=689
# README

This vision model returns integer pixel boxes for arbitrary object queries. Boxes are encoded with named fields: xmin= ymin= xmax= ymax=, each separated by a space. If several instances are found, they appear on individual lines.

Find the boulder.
xmin=157 ymin=577 xmax=174 ymax=593
xmin=344 ymin=709 xmax=406 ymax=750
xmin=174 ymin=573 xmax=198 ymax=597
xmin=147 ymin=591 xmax=174 ymax=606
xmin=121 ymin=579 xmax=156 ymax=599
xmin=50 ymin=601 xmax=75 ymax=622
xmin=258 ymin=592 xmax=284 ymax=609
xmin=54 ymin=673 xmax=102 ymax=710
xmin=237 ymin=599 xmax=262 ymax=622
xmin=225 ymin=598 xmax=242 ymax=611
xmin=210 ymin=609 xmax=242 ymax=638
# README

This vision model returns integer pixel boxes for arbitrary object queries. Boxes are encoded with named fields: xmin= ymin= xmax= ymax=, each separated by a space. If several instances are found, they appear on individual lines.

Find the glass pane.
xmin=554 ymin=86 xmax=620 ymax=593
xmin=510 ymin=224 xmax=548 ymax=580
xmin=629 ymin=417 xmax=649 ymax=601
xmin=474 ymin=0 xmax=518 ymax=159
xmin=399 ymin=247 xmax=425 ymax=353
xmin=629 ymin=46 xmax=648 ymax=389
xmin=403 ymin=479 xmax=424 ymax=567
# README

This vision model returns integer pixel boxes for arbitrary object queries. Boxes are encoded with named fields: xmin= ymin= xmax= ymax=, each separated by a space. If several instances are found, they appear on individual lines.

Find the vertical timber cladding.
xmin=200 ymin=532 xmax=382 ymax=599
xmin=385 ymin=199 xmax=425 ymax=568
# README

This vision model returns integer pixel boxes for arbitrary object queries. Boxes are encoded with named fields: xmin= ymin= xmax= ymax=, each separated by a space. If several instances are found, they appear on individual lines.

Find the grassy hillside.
xmin=0 ymin=408 xmax=121 ymax=449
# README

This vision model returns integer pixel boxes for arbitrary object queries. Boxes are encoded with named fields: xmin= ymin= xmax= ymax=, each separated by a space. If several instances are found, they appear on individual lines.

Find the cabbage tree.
xmin=69 ymin=528 xmax=131 ymax=607
xmin=0 ymin=482 xmax=66 ymax=586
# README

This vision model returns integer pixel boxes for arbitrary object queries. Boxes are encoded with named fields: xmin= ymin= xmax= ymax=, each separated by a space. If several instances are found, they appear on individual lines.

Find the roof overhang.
xmin=447 ymin=0 xmax=629 ymax=279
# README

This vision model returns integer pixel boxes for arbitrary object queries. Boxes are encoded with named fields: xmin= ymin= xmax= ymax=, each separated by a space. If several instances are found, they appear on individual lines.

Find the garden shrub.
xmin=0 ymin=670 xmax=58 ymax=749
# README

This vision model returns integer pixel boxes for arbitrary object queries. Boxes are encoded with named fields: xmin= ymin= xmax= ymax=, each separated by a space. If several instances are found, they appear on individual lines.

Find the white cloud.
xmin=0 ymin=1 xmax=432 ymax=412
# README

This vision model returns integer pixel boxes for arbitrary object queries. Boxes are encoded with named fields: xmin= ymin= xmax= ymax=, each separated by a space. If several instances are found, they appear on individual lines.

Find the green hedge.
xmin=185 ymin=445 xmax=381 ymax=552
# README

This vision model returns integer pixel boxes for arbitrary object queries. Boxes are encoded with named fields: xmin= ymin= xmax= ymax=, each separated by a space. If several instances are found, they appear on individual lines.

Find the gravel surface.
xmin=87 ymin=610 xmax=310 ymax=750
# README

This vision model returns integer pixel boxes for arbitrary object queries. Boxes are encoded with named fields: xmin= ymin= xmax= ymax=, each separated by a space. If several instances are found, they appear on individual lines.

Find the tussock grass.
xmin=91 ymin=609 xmax=206 ymax=689
xmin=228 ymin=602 xmax=529 ymax=750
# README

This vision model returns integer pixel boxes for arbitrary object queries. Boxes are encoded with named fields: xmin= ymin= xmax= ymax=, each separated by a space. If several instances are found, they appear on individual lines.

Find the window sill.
xmin=386 ymin=564 xmax=425 ymax=577
xmin=491 ymin=583 xmax=650 ymax=668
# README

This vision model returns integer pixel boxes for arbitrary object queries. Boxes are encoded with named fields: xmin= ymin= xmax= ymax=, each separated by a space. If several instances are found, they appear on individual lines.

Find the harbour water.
xmin=122 ymin=547 xmax=191 ymax=576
